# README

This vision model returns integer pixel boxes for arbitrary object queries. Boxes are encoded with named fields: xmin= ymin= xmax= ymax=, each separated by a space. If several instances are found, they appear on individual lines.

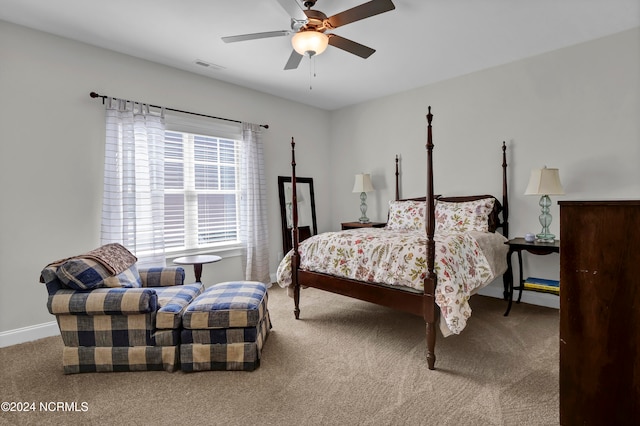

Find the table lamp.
xmin=352 ymin=173 xmax=374 ymax=223
xmin=524 ymin=166 xmax=564 ymax=242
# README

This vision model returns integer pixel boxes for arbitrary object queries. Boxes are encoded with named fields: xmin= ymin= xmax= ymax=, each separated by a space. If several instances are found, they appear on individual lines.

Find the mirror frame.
xmin=278 ymin=176 xmax=318 ymax=254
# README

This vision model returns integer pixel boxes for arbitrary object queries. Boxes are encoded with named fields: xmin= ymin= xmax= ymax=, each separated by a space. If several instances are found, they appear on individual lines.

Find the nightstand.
xmin=504 ymin=237 xmax=560 ymax=316
xmin=341 ymin=221 xmax=386 ymax=230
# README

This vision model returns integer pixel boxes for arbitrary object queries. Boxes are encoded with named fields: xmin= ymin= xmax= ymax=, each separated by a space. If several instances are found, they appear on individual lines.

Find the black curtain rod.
xmin=89 ymin=92 xmax=269 ymax=129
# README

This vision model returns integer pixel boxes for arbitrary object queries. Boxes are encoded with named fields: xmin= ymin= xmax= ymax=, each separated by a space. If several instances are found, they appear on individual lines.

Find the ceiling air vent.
xmin=194 ymin=59 xmax=225 ymax=70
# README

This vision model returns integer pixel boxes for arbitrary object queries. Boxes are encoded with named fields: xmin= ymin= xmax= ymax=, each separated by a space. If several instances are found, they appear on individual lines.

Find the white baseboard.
xmin=0 ymin=321 xmax=60 ymax=348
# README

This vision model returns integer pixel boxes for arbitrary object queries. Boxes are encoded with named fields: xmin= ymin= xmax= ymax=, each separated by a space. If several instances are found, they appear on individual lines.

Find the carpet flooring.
xmin=0 ymin=285 xmax=560 ymax=425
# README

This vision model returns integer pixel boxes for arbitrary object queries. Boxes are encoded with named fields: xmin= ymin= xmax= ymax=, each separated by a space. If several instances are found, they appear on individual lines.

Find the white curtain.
xmin=101 ymin=98 xmax=167 ymax=267
xmin=240 ymin=123 xmax=270 ymax=284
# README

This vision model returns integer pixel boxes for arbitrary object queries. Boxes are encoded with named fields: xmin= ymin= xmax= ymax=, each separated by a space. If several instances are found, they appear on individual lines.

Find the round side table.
xmin=173 ymin=255 xmax=222 ymax=282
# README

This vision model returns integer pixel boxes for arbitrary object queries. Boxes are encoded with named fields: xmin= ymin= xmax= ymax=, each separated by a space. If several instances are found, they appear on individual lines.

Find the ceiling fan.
xmin=222 ymin=0 xmax=396 ymax=70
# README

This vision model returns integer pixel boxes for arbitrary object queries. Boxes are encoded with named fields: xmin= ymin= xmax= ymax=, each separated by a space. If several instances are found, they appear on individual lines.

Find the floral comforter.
xmin=276 ymin=228 xmax=507 ymax=335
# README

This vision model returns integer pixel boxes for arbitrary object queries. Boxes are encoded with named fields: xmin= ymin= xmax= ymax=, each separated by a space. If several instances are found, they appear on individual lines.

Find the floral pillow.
xmin=435 ymin=197 xmax=495 ymax=233
xmin=386 ymin=200 xmax=427 ymax=231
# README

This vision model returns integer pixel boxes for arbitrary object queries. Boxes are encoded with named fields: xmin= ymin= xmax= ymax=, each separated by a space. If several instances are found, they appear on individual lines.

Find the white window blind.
xmin=164 ymin=128 xmax=241 ymax=252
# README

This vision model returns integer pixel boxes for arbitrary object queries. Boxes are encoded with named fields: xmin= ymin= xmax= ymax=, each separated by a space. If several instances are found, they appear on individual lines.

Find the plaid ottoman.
xmin=180 ymin=281 xmax=271 ymax=372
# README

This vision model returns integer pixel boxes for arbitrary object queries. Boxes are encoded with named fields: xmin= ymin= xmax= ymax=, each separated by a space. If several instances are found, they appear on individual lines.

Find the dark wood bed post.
xmin=395 ymin=155 xmax=400 ymax=201
xmin=290 ymin=137 xmax=301 ymax=319
xmin=424 ymin=107 xmax=437 ymax=370
xmin=501 ymin=141 xmax=509 ymax=238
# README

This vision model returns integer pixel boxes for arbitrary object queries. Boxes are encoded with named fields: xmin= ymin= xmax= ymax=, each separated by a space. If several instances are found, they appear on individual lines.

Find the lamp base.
xmin=536 ymin=232 xmax=556 ymax=242
xmin=536 ymin=195 xmax=556 ymax=243
xmin=358 ymin=192 xmax=369 ymax=224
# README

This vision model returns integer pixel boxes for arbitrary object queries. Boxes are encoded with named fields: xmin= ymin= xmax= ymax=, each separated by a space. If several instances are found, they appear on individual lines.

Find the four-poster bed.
xmin=277 ymin=108 xmax=509 ymax=370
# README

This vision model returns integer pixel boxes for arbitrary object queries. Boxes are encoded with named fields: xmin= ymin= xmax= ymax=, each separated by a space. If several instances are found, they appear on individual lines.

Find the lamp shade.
xmin=524 ymin=167 xmax=564 ymax=195
xmin=292 ymin=31 xmax=329 ymax=56
xmin=352 ymin=174 xmax=374 ymax=193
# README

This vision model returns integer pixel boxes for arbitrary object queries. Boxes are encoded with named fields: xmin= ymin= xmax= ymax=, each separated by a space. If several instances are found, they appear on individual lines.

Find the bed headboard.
xmin=393 ymin=142 xmax=509 ymax=236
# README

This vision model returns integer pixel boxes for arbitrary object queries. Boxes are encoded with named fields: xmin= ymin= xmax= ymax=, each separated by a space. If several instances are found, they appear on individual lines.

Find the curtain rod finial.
xmin=90 ymin=92 xmax=106 ymax=104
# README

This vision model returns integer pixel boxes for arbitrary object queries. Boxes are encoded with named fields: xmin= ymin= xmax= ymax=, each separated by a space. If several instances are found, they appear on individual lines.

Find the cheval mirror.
xmin=278 ymin=176 xmax=317 ymax=255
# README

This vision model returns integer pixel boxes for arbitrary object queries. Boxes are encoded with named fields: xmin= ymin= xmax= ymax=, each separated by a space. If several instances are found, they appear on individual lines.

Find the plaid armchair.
xmin=41 ymin=250 xmax=204 ymax=374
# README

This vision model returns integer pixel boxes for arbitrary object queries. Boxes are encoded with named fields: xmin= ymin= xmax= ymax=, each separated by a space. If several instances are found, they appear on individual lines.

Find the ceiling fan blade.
xmin=275 ymin=0 xmax=307 ymax=22
xmin=284 ymin=50 xmax=304 ymax=70
xmin=327 ymin=0 xmax=395 ymax=29
xmin=327 ymin=34 xmax=375 ymax=59
xmin=222 ymin=30 xmax=291 ymax=43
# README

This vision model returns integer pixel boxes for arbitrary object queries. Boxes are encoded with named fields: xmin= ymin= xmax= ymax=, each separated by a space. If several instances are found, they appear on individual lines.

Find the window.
xmin=163 ymin=129 xmax=242 ymax=252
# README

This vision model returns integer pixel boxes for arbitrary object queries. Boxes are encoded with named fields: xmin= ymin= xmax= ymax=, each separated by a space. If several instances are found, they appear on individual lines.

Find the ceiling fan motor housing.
xmin=303 ymin=10 xmax=329 ymax=31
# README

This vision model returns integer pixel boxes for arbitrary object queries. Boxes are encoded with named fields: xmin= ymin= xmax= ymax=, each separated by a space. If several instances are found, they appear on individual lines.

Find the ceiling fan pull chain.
xmin=313 ymin=54 xmax=317 ymax=78
xmin=309 ymin=58 xmax=312 ymax=90
xmin=308 ymin=54 xmax=319 ymax=90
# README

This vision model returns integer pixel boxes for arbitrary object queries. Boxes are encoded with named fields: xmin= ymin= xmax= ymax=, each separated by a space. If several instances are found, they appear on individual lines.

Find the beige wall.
xmin=1 ymin=19 xmax=638 ymax=341
xmin=328 ymin=27 xmax=639 ymax=299
xmin=0 ymin=20 xmax=332 ymax=336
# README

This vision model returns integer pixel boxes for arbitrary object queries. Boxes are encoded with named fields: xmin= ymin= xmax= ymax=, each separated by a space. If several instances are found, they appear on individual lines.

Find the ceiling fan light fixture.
xmin=292 ymin=31 xmax=329 ymax=56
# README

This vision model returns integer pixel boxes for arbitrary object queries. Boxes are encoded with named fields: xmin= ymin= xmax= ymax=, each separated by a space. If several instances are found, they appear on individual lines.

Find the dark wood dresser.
xmin=559 ymin=200 xmax=640 ymax=425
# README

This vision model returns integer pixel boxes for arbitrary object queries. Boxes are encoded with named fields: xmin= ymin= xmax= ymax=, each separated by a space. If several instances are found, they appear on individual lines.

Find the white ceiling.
xmin=1 ymin=0 xmax=639 ymax=110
